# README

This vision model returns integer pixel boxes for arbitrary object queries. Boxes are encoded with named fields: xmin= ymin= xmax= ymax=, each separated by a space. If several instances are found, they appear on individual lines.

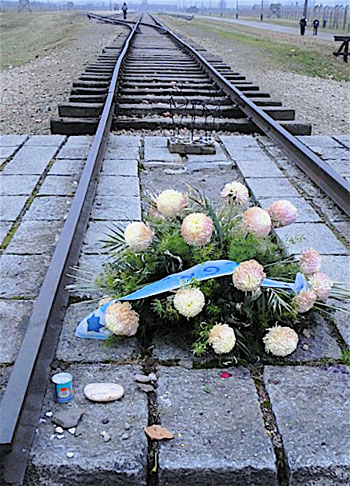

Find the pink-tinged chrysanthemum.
xmin=148 ymin=205 xmax=165 ymax=220
xmin=181 ymin=213 xmax=214 ymax=247
xmin=98 ymin=296 xmax=112 ymax=307
xmin=293 ymin=289 xmax=317 ymax=313
xmin=232 ymin=259 xmax=266 ymax=292
xmin=105 ymin=302 xmax=139 ymax=336
xmin=156 ymin=189 xmax=187 ymax=218
xmin=263 ymin=326 xmax=299 ymax=357
xmin=308 ymin=272 xmax=333 ymax=302
xmin=268 ymin=200 xmax=298 ymax=228
xmin=243 ymin=207 xmax=272 ymax=237
xmin=220 ymin=181 xmax=249 ymax=205
xmin=124 ymin=222 xmax=154 ymax=252
xmin=208 ymin=324 xmax=236 ymax=354
xmin=299 ymin=248 xmax=321 ymax=275
xmin=173 ymin=287 xmax=205 ymax=318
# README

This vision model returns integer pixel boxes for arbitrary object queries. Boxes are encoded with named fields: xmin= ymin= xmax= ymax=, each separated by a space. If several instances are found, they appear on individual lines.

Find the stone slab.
xmin=0 ymin=300 xmax=34 ymax=364
xmin=96 ymin=175 xmax=140 ymax=197
xmin=56 ymin=303 xmax=140 ymax=363
xmin=108 ymin=135 xmax=141 ymax=148
xmin=0 ymin=221 xmax=12 ymax=243
xmin=26 ymin=364 xmax=148 ymax=486
xmin=235 ymin=158 xmax=284 ymax=178
xmin=48 ymin=159 xmax=85 ymax=177
xmin=82 ymin=220 xmax=128 ymax=254
xmin=0 ymin=366 xmax=12 ymax=406
xmin=152 ymin=325 xmax=194 ymax=363
xmin=246 ymin=177 xmax=300 ymax=199
xmin=144 ymin=143 xmax=182 ymax=164
xmin=186 ymin=160 xmax=232 ymax=172
xmin=318 ymin=255 xmax=350 ymax=284
xmin=23 ymin=196 xmax=72 ymax=221
xmin=91 ymin=196 xmax=141 ymax=221
xmin=284 ymin=315 xmax=342 ymax=362
xmin=0 ymin=195 xmax=27 ymax=221
xmin=0 ymin=174 xmax=40 ymax=196
xmin=264 ymin=366 xmax=350 ymax=485
xmin=38 ymin=175 xmax=78 ymax=196
xmin=0 ymin=135 xmax=28 ymax=147
xmin=220 ymin=135 xmax=260 ymax=150
xmin=332 ymin=304 xmax=350 ymax=347
xmin=157 ymin=366 xmax=277 ymax=485
xmin=2 ymin=146 xmax=58 ymax=175
xmin=102 ymin=159 xmax=138 ymax=177
xmin=56 ymin=145 xmax=91 ymax=160
xmin=25 ymin=135 xmax=66 ymax=146
xmin=0 ymin=254 xmax=51 ymax=298
xmin=297 ymin=135 xmax=342 ymax=150
xmin=259 ymin=197 xmax=321 ymax=223
xmin=71 ymin=253 xmax=108 ymax=299
xmin=64 ymin=136 xmax=93 ymax=148
xmin=186 ymin=143 xmax=229 ymax=163
xmin=333 ymin=135 xmax=350 ymax=148
xmin=5 ymin=220 xmax=63 ymax=255
xmin=0 ymin=146 xmax=18 ymax=159
xmin=275 ymin=223 xmax=348 ymax=256
xmin=105 ymin=145 xmax=140 ymax=160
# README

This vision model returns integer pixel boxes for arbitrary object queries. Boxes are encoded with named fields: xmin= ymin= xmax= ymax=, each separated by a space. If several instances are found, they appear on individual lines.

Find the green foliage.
xmin=340 ymin=349 xmax=350 ymax=366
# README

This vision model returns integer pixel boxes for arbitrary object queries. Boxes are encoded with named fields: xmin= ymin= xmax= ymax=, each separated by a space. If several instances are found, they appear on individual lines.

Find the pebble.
xmin=68 ymin=427 xmax=76 ymax=435
xmin=84 ymin=383 xmax=124 ymax=402
xmin=134 ymin=374 xmax=152 ymax=383
xmin=53 ymin=408 xmax=84 ymax=429
xmin=45 ymin=411 xmax=53 ymax=418
xmin=56 ymin=434 xmax=65 ymax=440
xmin=303 ymin=344 xmax=309 ymax=351
xmin=121 ymin=432 xmax=129 ymax=440
xmin=148 ymin=372 xmax=158 ymax=382
xmin=66 ymin=452 xmax=74 ymax=458
xmin=101 ymin=431 xmax=111 ymax=442
xmin=137 ymin=383 xmax=155 ymax=393
xmin=55 ymin=426 xmax=64 ymax=434
xmin=124 ymin=422 xmax=131 ymax=430
xmin=303 ymin=329 xmax=312 ymax=339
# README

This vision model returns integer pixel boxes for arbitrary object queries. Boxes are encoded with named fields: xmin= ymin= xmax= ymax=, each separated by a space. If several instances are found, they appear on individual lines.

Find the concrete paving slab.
xmin=0 ymin=221 xmax=12 ymax=243
xmin=56 ymin=303 xmax=140 ymax=364
xmin=235 ymin=158 xmax=284 ymax=178
xmin=105 ymin=145 xmax=140 ymax=160
xmin=56 ymin=145 xmax=91 ymax=160
xmin=157 ymin=366 xmax=277 ymax=486
xmin=25 ymin=135 xmax=66 ymax=146
xmin=48 ymin=159 xmax=85 ymax=177
xmin=152 ymin=325 xmax=194 ymax=363
xmin=284 ymin=315 xmax=341 ymax=362
xmin=0 ymin=366 xmax=12 ymax=406
xmin=82 ymin=220 xmax=128 ymax=254
xmin=332 ymin=304 xmax=350 ymax=347
xmin=1 ymin=146 xmax=58 ymax=175
xmin=102 ymin=159 xmax=138 ymax=177
xmin=108 ymin=135 xmax=141 ymax=148
xmin=186 ymin=160 xmax=233 ymax=172
xmin=0 ymin=195 xmax=27 ymax=221
xmin=186 ymin=143 xmax=229 ymax=163
xmin=26 ymin=364 xmax=148 ymax=486
xmin=323 ymin=159 xmax=350 ymax=177
xmin=220 ymin=135 xmax=260 ymax=150
xmin=144 ymin=142 xmax=181 ymax=163
xmin=0 ymin=146 xmax=18 ymax=159
xmin=4 ymin=220 xmax=63 ymax=255
xmin=0 ymin=174 xmax=40 ymax=196
xmin=97 ymin=175 xmax=140 ymax=197
xmin=297 ymin=135 xmax=343 ymax=150
xmin=318 ymin=255 xmax=350 ymax=284
xmin=71 ymin=253 xmax=109 ymax=299
xmin=91 ymin=195 xmax=141 ymax=221
xmin=0 ymin=135 xmax=28 ymax=147
xmin=0 ymin=300 xmax=34 ymax=364
xmin=259 ymin=197 xmax=321 ymax=223
xmin=333 ymin=135 xmax=350 ymax=148
xmin=275 ymin=223 xmax=348 ymax=256
xmin=0 ymin=254 xmax=51 ymax=298
xmin=64 ymin=136 xmax=93 ymax=147
xmin=38 ymin=175 xmax=77 ymax=196
xmin=246 ymin=178 xmax=300 ymax=199
xmin=23 ymin=196 xmax=72 ymax=221
xmin=264 ymin=365 xmax=350 ymax=485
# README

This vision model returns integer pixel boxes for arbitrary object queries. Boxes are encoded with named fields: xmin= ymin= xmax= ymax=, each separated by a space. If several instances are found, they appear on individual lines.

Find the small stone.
xmin=52 ymin=408 xmax=84 ymax=429
xmin=56 ymin=434 xmax=65 ymax=440
xmin=45 ymin=411 xmax=53 ymax=418
xmin=101 ymin=431 xmax=111 ymax=442
xmin=121 ymin=432 xmax=129 ymax=440
xmin=66 ymin=452 xmax=74 ymax=458
xmin=302 ymin=329 xmax=312 ymax=339
xmin=102 ymin=418 xmax=109 ymax=425
xmin=39 ymin=418 xmax=46 ymax=423
xmin=124 ymin=422 xmax=131 ymax=430
xmin=137 ymin=383 xmax=155 ymax=393
xmin=302 ymin=344 xmax=309 ymax=351
xmin=148 ymin=372 xmax=157 ymax=382
xmin=55 ymin=426 xmax=64 ymax=434
xmin=134 ymin=374 xmax=152 ymax=383
xmin=68 ymin=427 xmax=76 ymax=435
xmin=84 ymin=383 xmax=124 ymax=402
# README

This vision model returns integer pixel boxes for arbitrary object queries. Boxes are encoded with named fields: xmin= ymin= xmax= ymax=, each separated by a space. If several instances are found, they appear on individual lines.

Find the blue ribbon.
xmin=75 ymin=260 xmax=308 ymax=340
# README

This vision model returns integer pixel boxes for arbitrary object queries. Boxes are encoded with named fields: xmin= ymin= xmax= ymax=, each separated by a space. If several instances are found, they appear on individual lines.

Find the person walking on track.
xmin=122 ymin=2 xmax=128 ymax=20
xmin=299 ymin=17 xmax=307 ymax=36
xmin=313 ymin=18 xmax=319 ymax=36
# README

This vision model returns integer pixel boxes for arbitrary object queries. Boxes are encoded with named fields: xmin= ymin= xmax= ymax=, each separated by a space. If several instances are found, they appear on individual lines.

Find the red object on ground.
xmin=220 ymin=372 xmax=232 ymax=378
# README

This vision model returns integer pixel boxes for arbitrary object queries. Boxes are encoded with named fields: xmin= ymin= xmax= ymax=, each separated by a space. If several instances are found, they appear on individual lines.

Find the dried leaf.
xmin=144 ymin=425 xmax=174 ymax=441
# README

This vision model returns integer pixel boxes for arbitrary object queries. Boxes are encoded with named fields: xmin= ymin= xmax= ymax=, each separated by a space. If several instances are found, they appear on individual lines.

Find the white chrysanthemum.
xmin=243 ymin=207 xmax=272 ymax=237
xmin=105 ymin=302 xmax=139 ymax=336
xmin=181 ymin=212 xmax=214 ymax=247
xmin=263 ymin=326 xmax=299 ymax=357
xmin=124 ymin=222 xmax=153 ymax=252
xmin=156 ymin=189 xmax=187 ymax=218
xmin=173 ymin=287 xmax=205 ymax=318
xmin=232 ymin=260 xmax=266 ymax=292
xmin=220 ymin=181 xmax=249 ymax=205
xmin=208 ymin=324 xmax=236 ymax=354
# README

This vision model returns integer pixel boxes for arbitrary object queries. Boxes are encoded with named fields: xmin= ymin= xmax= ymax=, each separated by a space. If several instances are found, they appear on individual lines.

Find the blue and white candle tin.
xmin=52 ymin=372 xmax=73 ymax=403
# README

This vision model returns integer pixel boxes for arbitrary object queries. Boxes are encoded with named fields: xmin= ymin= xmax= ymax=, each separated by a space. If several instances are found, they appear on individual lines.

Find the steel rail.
xmin=88 ymin=12 xmax=167 ymax=32
xmin=149 ymin=14 xmax=350 ymax=217
xmin=0 ymin=14 xmax=142 ymax=469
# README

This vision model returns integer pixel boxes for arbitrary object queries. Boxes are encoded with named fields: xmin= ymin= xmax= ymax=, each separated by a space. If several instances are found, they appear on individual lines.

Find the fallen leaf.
xmin=144 ymin=425 xmax=174 ymax=441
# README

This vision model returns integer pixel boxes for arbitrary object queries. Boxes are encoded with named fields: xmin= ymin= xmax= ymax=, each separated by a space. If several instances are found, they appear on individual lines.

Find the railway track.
xmin=1 ymin=12 xmax=349 ymax=485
